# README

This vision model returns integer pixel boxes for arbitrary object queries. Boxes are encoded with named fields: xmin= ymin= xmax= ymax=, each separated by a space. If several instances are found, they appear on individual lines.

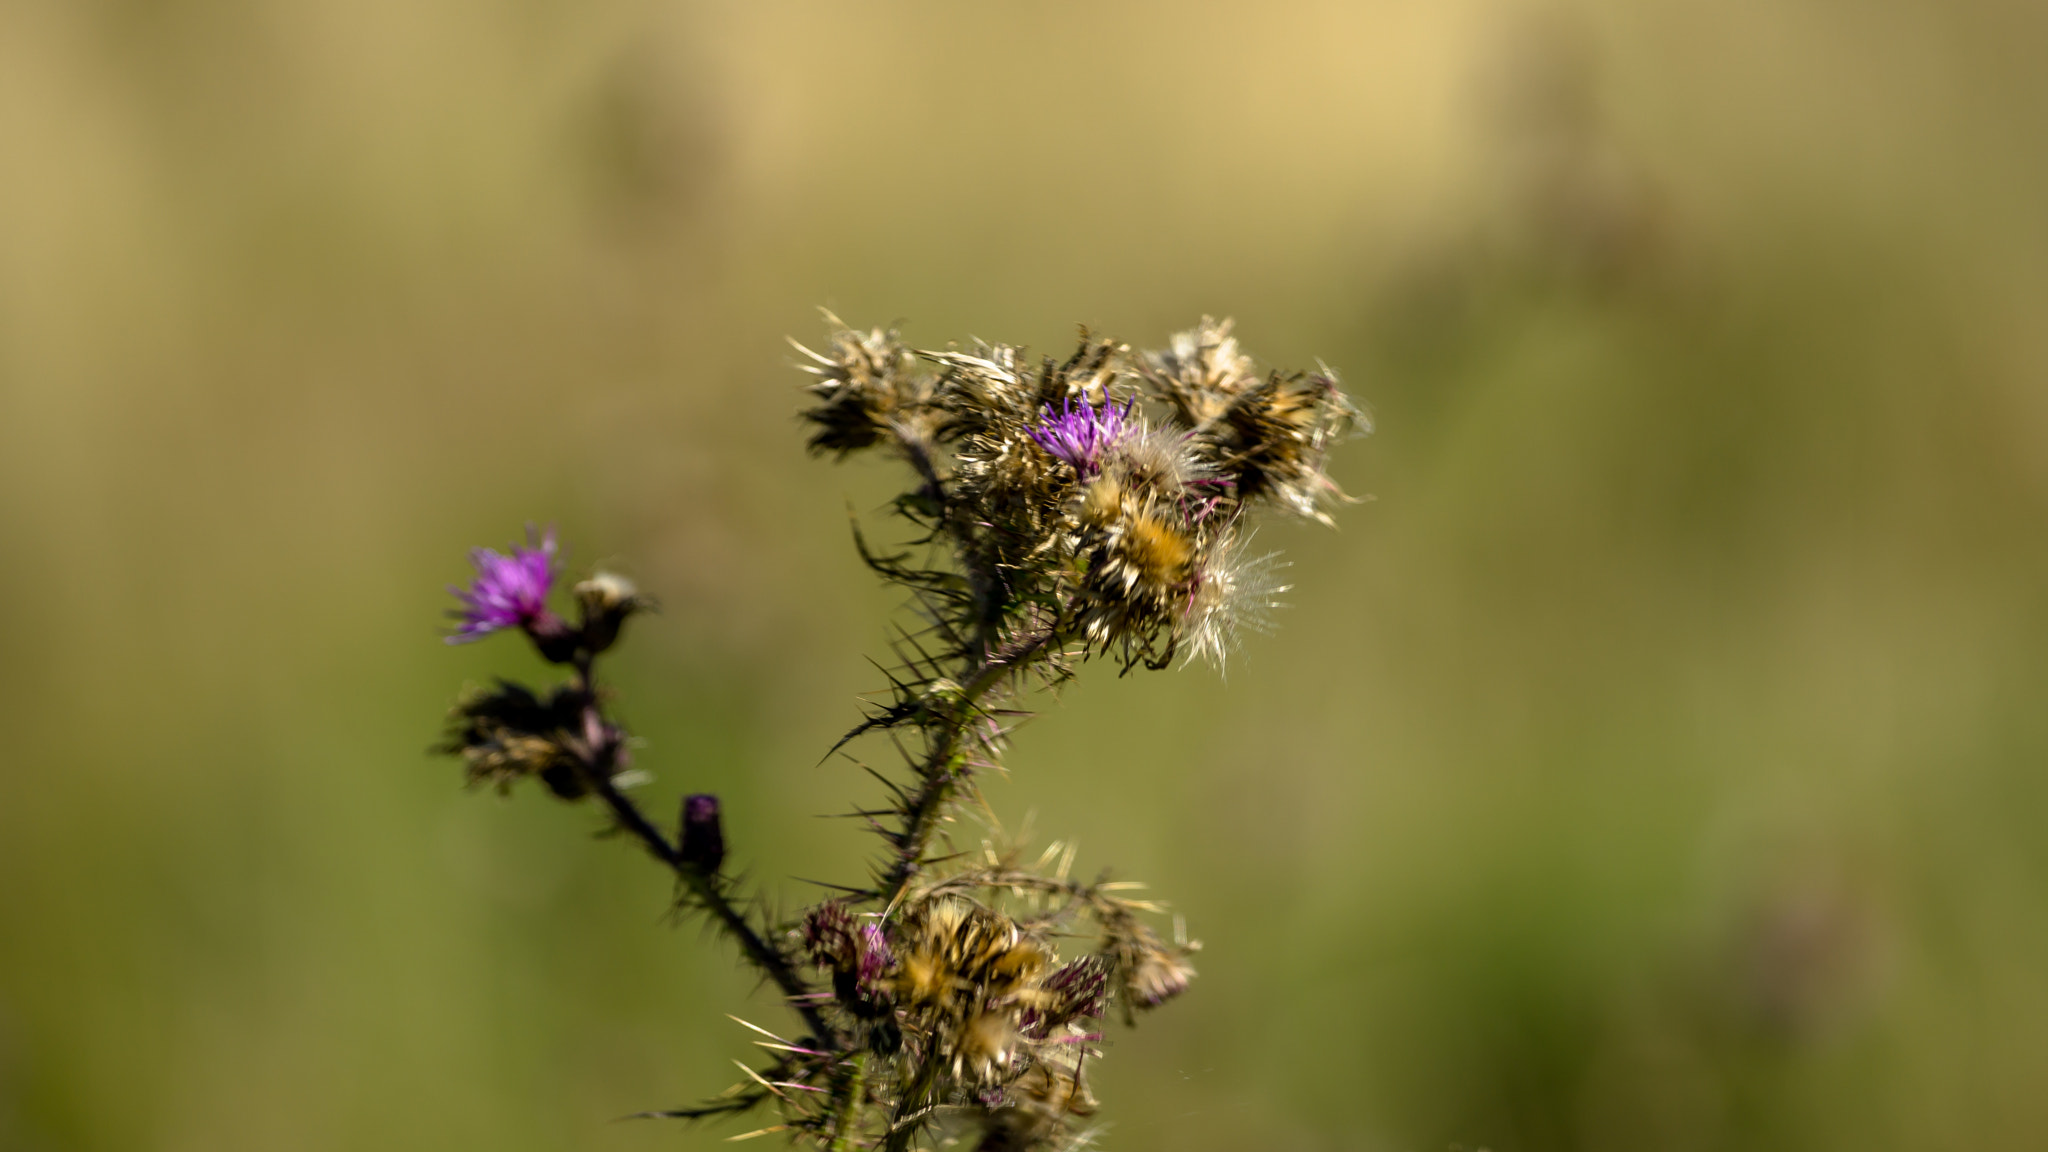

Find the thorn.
xmin=730 ymin=1060 xmax=789 ymax=1101
xmin=726 ymin=1015 xmax=792 ymax=1045
xmin=792 ymin=876 xmax=874 ymax=894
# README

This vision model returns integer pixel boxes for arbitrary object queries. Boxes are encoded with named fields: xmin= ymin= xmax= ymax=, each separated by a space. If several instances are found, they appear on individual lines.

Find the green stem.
xmin=879 ymin=631 xmax=1054 ymax=905
xmin=572 ymin=657 xmax=840 ymax=1049
xmin=881 ymin=1054 xmax=943 ymax=1152
xmin=827 ymin=1052 xmax=868 ymax=1152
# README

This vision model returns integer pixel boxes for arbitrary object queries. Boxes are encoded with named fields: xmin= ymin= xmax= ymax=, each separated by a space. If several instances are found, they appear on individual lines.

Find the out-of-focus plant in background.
xmin=4 ymin=2 xmax=2048 ymax=1150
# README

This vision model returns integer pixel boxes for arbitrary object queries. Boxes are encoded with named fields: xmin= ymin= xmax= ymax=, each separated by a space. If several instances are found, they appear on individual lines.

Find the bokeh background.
xmin=5 ymin=1 xmax=2048 ymax=1149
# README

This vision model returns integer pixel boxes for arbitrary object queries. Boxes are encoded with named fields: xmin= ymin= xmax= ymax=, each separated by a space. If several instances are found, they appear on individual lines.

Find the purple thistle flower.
xmin=1027 ymin=396 xmax=1136 ymax=477
xmin=856 ymin=923 xmax=891 ymax=995
xmin=447 ymin=527 xmax=559 ymax=643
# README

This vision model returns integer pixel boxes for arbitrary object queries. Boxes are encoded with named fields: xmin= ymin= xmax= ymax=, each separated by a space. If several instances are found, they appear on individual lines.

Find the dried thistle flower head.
xmin=977 ymin=1053 xmax=1099 ymax=1152
xmin=1142 ymin=316 xmax=1367 ymax=525
xmin=798 ymin=313 xmax=1364 ymax=671
xmin=1179 ymin=537 xmax=1291 ymax=671
xmin=792 ymin=314 xmax=939 ymax=459
xmin=1120 ymin=931 xmax=1198 ymax=1011
xmin=435 ymin=680 xmax=588 ymax=799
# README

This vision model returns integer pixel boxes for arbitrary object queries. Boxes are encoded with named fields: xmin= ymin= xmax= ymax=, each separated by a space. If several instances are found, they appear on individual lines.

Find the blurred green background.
xmin=5 ymin=1 xmax=2048 ymax=1149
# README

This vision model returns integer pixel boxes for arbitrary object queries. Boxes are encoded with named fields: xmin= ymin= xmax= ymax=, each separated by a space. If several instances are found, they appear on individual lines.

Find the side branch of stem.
xmin=572 ymin=657 xmax=839 ymax=1048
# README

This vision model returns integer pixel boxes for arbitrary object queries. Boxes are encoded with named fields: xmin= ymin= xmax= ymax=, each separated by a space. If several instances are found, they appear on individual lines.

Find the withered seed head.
xmin=434 ymin=681 xmax=589 ymax=797
xmin=1118 ymin=930 xmax=1198 ymax=1011
xmin=1142 ymin=316 xmax=1366 ymax=525
xmin=792 ymin=316 xmax=938 ymax=458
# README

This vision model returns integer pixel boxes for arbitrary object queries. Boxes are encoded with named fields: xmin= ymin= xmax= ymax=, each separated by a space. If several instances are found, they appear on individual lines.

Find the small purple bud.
xmin=679 ymin=793 xmax=725 ymax=873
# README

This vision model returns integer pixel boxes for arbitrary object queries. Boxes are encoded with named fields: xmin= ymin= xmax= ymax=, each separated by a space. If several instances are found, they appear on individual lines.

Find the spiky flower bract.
xmin=1141 ymin=316 xmax=1367 ymax=525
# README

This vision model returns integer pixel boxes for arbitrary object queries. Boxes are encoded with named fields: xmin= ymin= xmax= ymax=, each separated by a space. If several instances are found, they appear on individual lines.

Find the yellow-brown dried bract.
xmin=1117 ymin=509 xmax=1196 ymax=591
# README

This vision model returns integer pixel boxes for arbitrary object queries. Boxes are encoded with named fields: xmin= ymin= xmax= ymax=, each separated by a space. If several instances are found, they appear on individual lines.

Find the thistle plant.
xmin=434 ymin=315 xmax=1364 ymax=1151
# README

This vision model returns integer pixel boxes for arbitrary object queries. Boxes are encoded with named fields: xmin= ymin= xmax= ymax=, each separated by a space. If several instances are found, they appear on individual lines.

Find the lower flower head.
xmin=447 ymin=527 xmax=558 ymax=643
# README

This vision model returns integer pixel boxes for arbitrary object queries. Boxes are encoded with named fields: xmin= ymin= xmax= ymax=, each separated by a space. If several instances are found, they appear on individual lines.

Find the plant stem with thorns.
xmin=434 ymin=314 xmax=1365 ymax=1151
xmin=568 ymin=652 xmax=839 ymax=1048
xmin=880 ymin=629 xmax=1056 ymax=905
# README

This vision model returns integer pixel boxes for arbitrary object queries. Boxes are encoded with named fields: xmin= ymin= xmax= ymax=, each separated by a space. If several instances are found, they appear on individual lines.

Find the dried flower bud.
xmin=977 ymin=1058 xmax=1097 ymax=1152
xmin=678 ymin=793 xmax=724 ymax=873
xmin=793 ymin=317 xmax=935 ymax=458
xmin=1041 ymin=956 xmax=1110 ymax=1024
xmin=1141 ymin=317 xmax=1365 ymax=525
xmin=536 ymin=762 xmax=586 ymax=801
xmin=1125 ymin=944 xmax=1196 ymax=1009
xmin=523 ymin=611 xmax=580 ymax=664
xmin=574 ymin=571 xmax=647 ymax=654
xmin=809 ymin=914 xmax=897 ymax=1018
xmin=801 ymin=902 xmax=859 ymax=969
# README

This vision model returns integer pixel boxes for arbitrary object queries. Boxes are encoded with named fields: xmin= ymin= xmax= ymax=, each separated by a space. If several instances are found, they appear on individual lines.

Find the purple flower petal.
xmin=856 ymin=923 xmax=890 ymax=995
xmin=1027 ymin=396 xmax=1136 ymax=477
xmin=447 ymin=527 xmax=558 ymax=642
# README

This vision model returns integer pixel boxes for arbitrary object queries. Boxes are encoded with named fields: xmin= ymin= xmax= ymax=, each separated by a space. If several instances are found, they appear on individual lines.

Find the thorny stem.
xmin=827 ymin=1052 xmax=867 ymax=1152
xmin=862 ymin=625 xmax=1058 ymax=1151
xmin=882 ymin=1054 xmax=945 ymax=1152
xmin=570 ymin=655 xmax=840 ymax=1049
xmin=879 ymin=629 xmax=1056 ymax=906
xmin=440 ymin=317 xmax=1353 ymax=1152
